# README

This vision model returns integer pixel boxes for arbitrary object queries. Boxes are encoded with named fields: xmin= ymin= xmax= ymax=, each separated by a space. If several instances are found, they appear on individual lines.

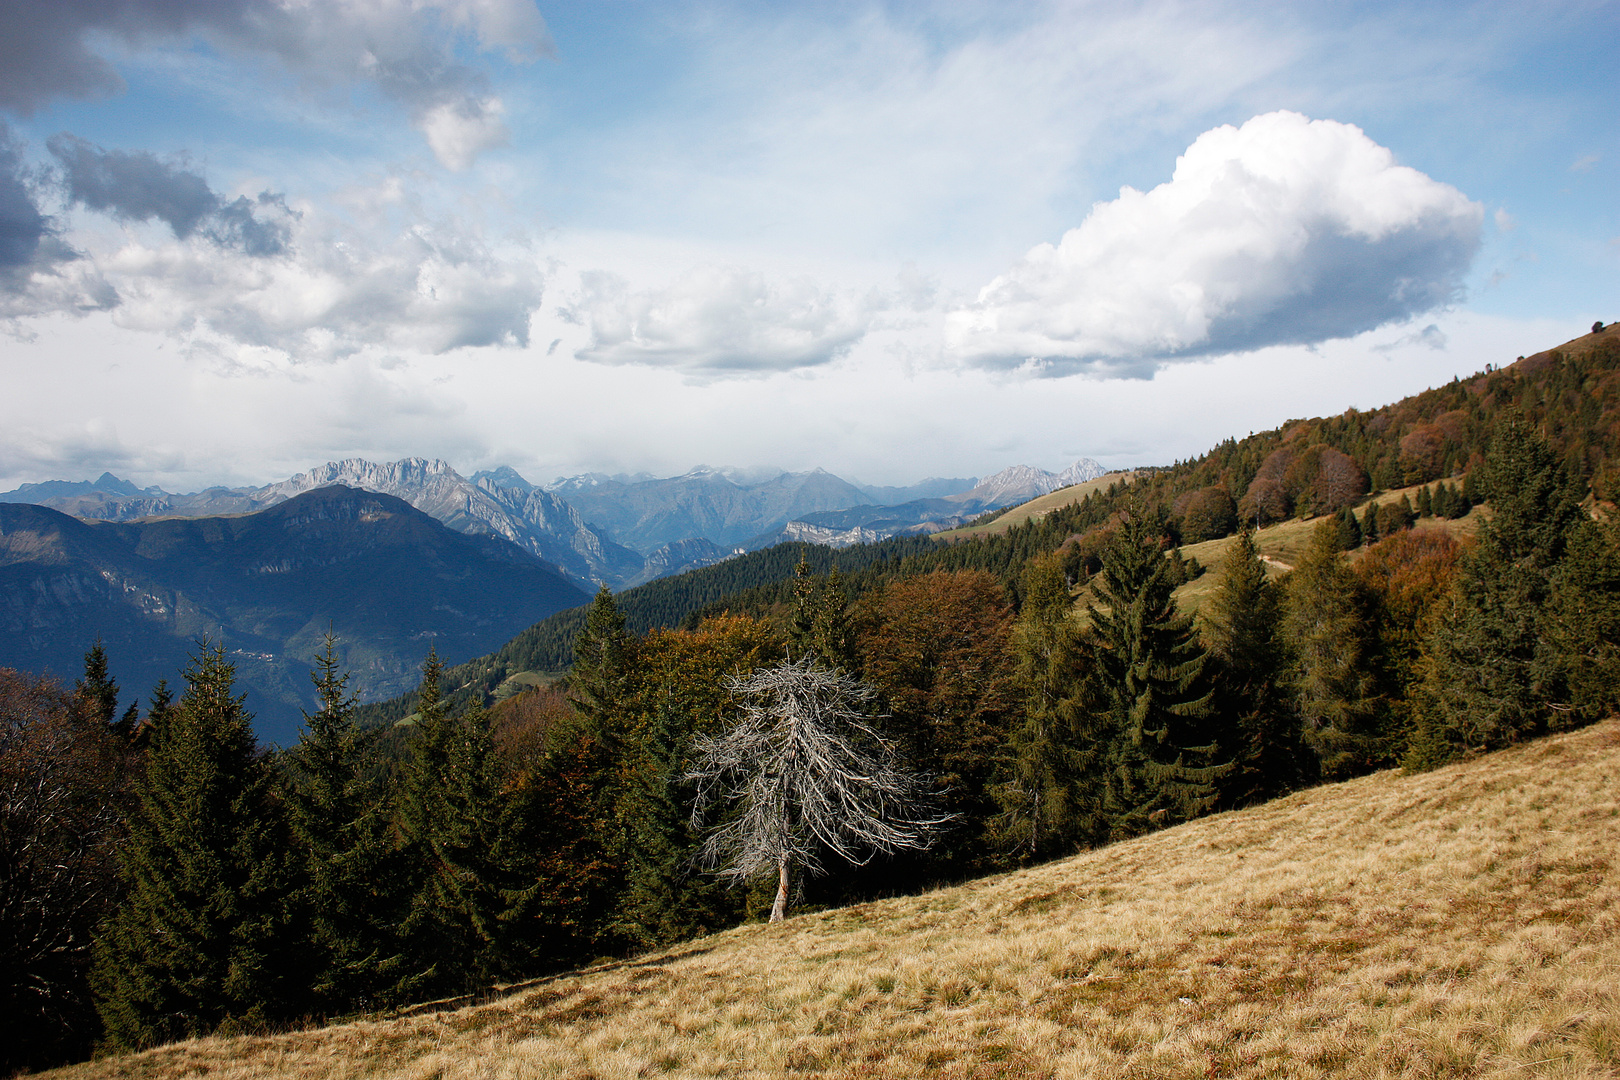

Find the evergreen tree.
xmin=995 ymin=554 xmax=1093 ymax=859
xmin=1086 ymin=511 xmax=1227 ymax=837
xmin=811 ymin=567 xmax=857 ymax=673
xmin=92 ymin=643 xmax=296 ymax=1049
xmin=75 ymin=640 xmax=119 ymax=729
xmin=1408 ymin=416 xmax=1586 ymax=767
xmin=1416 ymin=484 xmax=1433 ymax=518
xmin=285 ymin=635 xmax=415 ymax=1017
xmin=568 ymin=586 xmax=634 ymax=744
xmin=1543 ymin=518 xmax=1620 ymax=724
xmin=1202 ymin=529 xmax=1305 ymax=804
xmin=1359 ymin=500 xmax=1381 ymax=545
xmin=399 ymin=654 xmax=533 ymax=993
xmin=1282 ymin=523 xmax=1385 ymax=779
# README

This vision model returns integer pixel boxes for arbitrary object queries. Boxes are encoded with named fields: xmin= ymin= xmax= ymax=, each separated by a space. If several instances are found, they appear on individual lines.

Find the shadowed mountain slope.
xmin=0 ymin=486 xmax=588 ymax=744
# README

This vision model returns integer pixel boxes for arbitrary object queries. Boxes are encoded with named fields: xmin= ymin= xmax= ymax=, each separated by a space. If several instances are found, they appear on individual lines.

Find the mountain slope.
xmin=545 ymin=467 xmax=878 ymax=553
xmin=0 ymin=486 xmax=588 ymax=744
xmin=0 ymin=459 xmax=643 ymax=589
xmin=50 ymin=720 xmax=1620 ymax=1079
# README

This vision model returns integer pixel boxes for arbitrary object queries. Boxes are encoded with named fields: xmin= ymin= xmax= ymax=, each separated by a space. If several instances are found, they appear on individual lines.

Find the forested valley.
xmin=5 ymin=327 xmax=1620 ymax=1072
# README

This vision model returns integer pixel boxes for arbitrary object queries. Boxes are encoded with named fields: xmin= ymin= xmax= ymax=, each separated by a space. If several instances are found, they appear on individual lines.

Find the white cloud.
xmin=562 ymin=268 xmax=879 ymax=375
xmin=945 ymin=111 xmax=1484 ymax=377
xmin=420 ymin=97 xmax=508 ymax=171
xmin=83 ymin=208 xmax=543 ymax=361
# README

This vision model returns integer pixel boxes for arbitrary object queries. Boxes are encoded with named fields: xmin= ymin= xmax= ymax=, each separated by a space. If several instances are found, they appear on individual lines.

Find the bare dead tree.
xmin=686 ymin=656 xmax=949 ymax=922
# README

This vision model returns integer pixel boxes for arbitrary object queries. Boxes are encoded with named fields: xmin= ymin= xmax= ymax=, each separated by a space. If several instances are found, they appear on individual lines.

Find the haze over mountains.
xmin=0 ymin=457 xmax=1110 ymax=589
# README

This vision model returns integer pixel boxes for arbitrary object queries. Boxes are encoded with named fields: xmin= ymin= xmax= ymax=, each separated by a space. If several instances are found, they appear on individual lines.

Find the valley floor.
xmin=51 ymin=721 xmax=1620 ymax=1079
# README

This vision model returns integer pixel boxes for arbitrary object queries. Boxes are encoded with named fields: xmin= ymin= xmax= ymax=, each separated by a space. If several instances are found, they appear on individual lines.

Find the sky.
xmin=0 ymin=0 xmax=1615 ymax=492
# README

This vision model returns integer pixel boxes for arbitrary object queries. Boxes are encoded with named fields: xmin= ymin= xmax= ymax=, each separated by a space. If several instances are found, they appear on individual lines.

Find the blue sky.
xmin=0 ymin=0 xmax=1615 ymax=491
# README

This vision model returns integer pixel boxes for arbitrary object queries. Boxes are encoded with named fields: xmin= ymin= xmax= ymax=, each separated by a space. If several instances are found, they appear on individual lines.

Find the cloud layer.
xmin=563 ymin=269 xmax=878 ymax=375
xmin=945 ymin=111 xmax=1484 ymax=377
xmin=0 ymin=0 xmax=550 ymax=169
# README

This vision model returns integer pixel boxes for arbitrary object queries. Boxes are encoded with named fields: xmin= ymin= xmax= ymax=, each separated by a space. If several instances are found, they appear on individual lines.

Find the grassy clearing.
xmin=932 ymin=474 xmax=1136 ymax=542
xmin=1172 ymin=484 xmax=1483 ymax=617
xmin=48 ymin=720 xmax=1620 ymax=1079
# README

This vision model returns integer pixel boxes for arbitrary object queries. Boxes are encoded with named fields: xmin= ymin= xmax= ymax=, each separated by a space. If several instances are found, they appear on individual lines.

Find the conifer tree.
xmin=1086 ymin=510 xmax=1227 ymax=836
xmin=1202 ymin=529 xmax=1305 ymax=804
xmin=399 ymin=654 xmax=533 ymax=993
xmin=1408 ymin=416 xmax=1586 ymax=767
xmin=569 ymin=586 xmax=634 ymax=744
xmin=92 ymin=643 xmax=296 ymax=1048
xmin=996 ymin=554 xmax=1093 ymax=858
xmin=75 ymin=640 xmax=119 ymax=729
xmin=1360 ymin=500 xmax=1381 ymax=545
xmin=1282 ymin=523 xmax=1385 ymax=779
xmin=285 ymin=635 xmax=415 ymax=1016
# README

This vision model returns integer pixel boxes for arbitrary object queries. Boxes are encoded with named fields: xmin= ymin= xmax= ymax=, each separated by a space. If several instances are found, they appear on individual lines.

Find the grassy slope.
xmin=54 ymin=721 xmax=1620 ymax=1079
xmin=1172 ymin=483 xmax=1485 ymax=616
xmin=932 ymin=473 xmax=1136 ymax=542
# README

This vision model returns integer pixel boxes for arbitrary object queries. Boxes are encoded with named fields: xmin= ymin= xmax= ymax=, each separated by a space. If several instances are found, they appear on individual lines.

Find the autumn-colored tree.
xmin=1352 ymin=530 xmax=1462 ymax=755
xmin=612 ymin=615 xmax=781 ymax=947
xmin=1176 ymin=485 xmax=1238 ymax=543
xmin=857 ymin=570 xmax=1018 ymax=871
xmin=1 ymin=669 xmax=132 ymax=1071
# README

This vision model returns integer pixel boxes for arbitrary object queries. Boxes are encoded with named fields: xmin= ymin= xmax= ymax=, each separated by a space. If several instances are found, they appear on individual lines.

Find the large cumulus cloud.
xmin=945 ymin=111 xmax=1483 ymax=377
xmin=563 ymin=269 xmax=880 ymax=376
xmin=0 ymin=0 xmax=550 ymax=170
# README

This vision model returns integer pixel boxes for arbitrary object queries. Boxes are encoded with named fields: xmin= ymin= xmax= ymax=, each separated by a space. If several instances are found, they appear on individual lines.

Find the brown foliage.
xmin=0 ymin=668 xmax=133 ymax=1069
xmin=1399 ymin=424 xmax=1448 ymax=482
xmin=856 ymin=571 xmax=1017 ymax=860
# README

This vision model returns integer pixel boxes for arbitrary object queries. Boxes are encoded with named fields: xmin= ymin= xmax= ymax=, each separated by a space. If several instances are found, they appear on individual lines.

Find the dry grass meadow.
xmin=47 ymin=720 xmax=1620 ymax=1080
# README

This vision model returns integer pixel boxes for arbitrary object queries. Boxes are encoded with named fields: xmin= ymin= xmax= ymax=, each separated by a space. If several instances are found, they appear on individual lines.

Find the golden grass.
xmin=48 ymin=721 xmax=1620 ymax=1079
xmin=932 ymin=474 xmax=1136 ymax=542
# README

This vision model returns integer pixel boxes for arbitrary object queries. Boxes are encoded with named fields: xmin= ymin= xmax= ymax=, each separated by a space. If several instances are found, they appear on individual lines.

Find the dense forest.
xmin=4 ymin=326 xmax=1620 ymax=1071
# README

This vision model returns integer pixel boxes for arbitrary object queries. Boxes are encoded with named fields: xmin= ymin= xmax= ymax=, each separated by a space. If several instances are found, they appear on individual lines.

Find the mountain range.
xmin=1 ymin=458 xmax=1109 ymax=588
xmin=0 ymin=485 xmax=588 ymax=745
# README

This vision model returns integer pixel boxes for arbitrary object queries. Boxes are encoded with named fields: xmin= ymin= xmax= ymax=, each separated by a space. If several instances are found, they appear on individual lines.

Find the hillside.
xmin=0 ymin=486 xmax=588 ymax=744
xmin=50 ymin=720 xmax=1620 ymax=1079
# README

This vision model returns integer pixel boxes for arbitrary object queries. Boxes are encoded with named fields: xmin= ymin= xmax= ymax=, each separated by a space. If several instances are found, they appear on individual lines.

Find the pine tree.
xmin=996 ymin=554 xmax=1093 ymax=858
xmin=1543 ymin=519 xmax=1620 ymax=724
xmin=75 ymin=640 xmax=119 ymax=729
xmin=1086 ymin=510 xmax=1227 ymax=837
xmin=1408 ymin=416 xmax=1586 ymax=767
xmin=398 ymin=654 xmax=531 ymax=993
xmin=1360 ymin=500 xmax=1381 ymax=545
xmin=1202 ymin=529 xmax=1305 ymax=804
xmin=91 ymin=643 xmax=296 ymax=1049
xmin=569 ymin=586 xmax=634 ymax=744
xmin=285 ymin=635 xmax=415 ymax=1017
xmin=1282 ymin=523 xmax=1385 ymax=779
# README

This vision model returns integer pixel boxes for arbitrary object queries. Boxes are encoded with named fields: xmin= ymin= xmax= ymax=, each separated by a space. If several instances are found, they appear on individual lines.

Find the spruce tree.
xmin=285 ymin=635 xmax=415 ymax=1017
xmin=1086 ymin=510 xmax=1227 ymax=837
xmin=996 ymin=554 xmax=1093 ymax=858
xmin=91 ymin=644 xmax=296 ymax=1049
xmin=399 ymin=655 xmax=531 ymax=993
xmin=75 ymin=640 xmax=119 ymax=729
xmin=1202 ymin=529 xmax=1305 ymax=804
xmin=1408 ymin=416 xmax=1586 ymax=767
xmin=1282 ymin=523 xmax=1385 ymax=779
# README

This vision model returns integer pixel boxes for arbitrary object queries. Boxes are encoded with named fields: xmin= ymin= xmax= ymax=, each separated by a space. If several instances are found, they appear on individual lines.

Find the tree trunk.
xmin=769 ymin=858 xmax=789 ymax=922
